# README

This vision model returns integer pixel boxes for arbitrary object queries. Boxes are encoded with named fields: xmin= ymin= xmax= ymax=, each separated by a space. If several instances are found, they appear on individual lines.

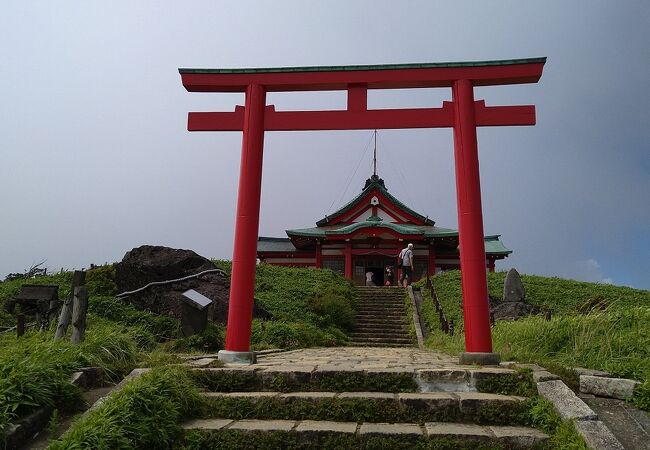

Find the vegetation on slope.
xmin=420 ymin=270 xmax=650 ymax=410
xmin=49 ymin=366 xmax=200 ymax=449
xmin=214 ymin=262 xmax=356 ymax=349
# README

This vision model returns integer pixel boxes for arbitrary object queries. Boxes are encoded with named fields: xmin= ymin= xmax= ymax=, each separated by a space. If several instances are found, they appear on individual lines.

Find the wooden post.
xmin=55 ymin=270 xmax=85 ymax=340
xmin=71 ymin=287 xmax=88 ymax=344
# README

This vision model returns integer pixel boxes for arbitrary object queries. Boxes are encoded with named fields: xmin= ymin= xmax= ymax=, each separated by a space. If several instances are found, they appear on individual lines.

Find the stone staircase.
xmin=349 ymin=286 xmax=413 ymax=347
xmin=179 ymin=348 xmax=549 ymax=449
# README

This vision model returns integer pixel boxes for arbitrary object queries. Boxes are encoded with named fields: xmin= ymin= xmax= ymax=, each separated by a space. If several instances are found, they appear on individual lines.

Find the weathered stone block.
xmin=294 ymin=420 xmax=358 ymax=436
xmin=490 ymin=425 xmax=549 ymax=448
xmin=579 ymin=375 xmax=640 ymax=400
xmin=358 ymin=422 xmax=423 ymax=439
xmin=229 ymin=419 xmax=296 ymax=432
xmin=424 ymin=422 xmax=492 ymax=440
xmin=537 ymin=380 xmax=597 ymax=421
xmin=574 ymin=420 xmax=625 ymax=450
xmin=397 ymin=392 xmax=457 ymax=412
xmin=533 ymin=370 xmax=560 ymax=382
xmin=457 ymin=392 xmax=523 ymax=416
xmin=280 ymin=392 xmax=337 ymax=402
xmin=338 ymin=392 xmax=396 ymax=401
xmin=182 ymin=418 xmax=233 ymax=430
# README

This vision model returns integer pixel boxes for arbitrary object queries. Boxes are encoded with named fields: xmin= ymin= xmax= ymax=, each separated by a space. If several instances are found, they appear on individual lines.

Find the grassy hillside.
xmin=0 ymin=263 xmax=356 ymax=433
xmin=420 ymin=270 xmax=650 ymax=410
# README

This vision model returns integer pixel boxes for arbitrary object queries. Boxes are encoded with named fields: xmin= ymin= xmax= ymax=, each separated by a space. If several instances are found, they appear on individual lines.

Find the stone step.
xmin=355 ymin=317 xmax=406 ymax=324
xmin=181 ymin=419 xmax=548 ymax=448
xmin=349 ymin=337 xmax=413 ymax=344
xmin=191 ymin=366 xmax=522 ymax=394
xmin=356 ymin=300 xmax=405 ymax=305
xmin=350 ymin=332 xmax=412 ymax=340
xmin=198 ymin=391 xmax=529 ymax=424
xmin=347 ymin=342 xmax=414 ymax=348
xmin=355 ymin=310 xmax=405 ymax=316
xmin=356 ymin=302 xmax=405 ymax=308
xmin=353 ymin=325 xmax=407 ymax=333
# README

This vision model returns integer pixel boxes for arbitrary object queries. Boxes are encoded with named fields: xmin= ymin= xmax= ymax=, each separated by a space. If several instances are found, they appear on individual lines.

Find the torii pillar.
xmin=179 ymin=58 xmax=545 ymax=364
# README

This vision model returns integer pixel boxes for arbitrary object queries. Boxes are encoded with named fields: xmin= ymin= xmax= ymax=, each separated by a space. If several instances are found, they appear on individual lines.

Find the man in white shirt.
xmin=399 ymin=243 xmax=414 ymax=287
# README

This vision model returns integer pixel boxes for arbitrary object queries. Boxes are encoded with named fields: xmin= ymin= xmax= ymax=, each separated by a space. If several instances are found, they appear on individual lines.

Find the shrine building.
xmin=257 ymin=174 xmax=511 ymax=285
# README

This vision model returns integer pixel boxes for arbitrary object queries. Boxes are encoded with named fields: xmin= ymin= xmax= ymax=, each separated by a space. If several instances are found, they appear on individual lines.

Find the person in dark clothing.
xmin=384 ymin=265 xmax=394 ymax=286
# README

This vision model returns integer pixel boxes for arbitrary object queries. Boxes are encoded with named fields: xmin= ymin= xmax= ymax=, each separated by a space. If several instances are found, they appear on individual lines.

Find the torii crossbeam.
xmin=179 ymin=58 xmax=546 ymax=364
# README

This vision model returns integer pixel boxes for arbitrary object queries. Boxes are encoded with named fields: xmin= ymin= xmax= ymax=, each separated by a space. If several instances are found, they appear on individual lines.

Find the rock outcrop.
xmin=115 ymin=245 xmax=271 ymax=323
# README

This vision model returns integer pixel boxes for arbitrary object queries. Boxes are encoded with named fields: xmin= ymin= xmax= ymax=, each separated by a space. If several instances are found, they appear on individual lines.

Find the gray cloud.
xmin=1 ymin=1 xmax=648 ymax=288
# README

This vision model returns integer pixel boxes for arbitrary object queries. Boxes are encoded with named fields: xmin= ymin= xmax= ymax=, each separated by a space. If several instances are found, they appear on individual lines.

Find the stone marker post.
xmin=55 ymin=270 xmax=86 ymax=340
xmin=71 ymin=287 xmax=88 ymax=344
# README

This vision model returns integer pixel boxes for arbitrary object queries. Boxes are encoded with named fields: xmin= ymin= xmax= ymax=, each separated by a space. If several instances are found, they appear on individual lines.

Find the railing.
xmin=425 ymin=277 xmax=454 ymax=336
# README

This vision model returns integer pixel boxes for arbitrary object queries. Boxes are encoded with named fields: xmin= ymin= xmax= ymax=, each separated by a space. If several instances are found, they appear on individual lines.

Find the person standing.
xmin=399 ymin=243 xmax=414 ymax=287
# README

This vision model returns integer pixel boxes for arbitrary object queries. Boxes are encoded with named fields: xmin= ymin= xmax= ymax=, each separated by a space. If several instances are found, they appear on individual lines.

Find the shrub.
xmin=85 ymin=265 xmax=118 ymax=296
xmin=253 ymin=321 xmax=344 ymax=350
xmin=169 ymin=323 xmax=226 ymax=353
xmin=89 ymin=296 xmax=179 ymax=341
xmin=307 ymin=285 xmax=356 ymax=331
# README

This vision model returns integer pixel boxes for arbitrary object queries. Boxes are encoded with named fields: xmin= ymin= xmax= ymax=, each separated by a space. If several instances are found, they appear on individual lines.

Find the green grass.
xmin=420 ymin=270 xmax=650 ymax=410
xmin=239 ymin=263 xmax=357 ymax=350
xmin=49 ymin=366 xmax=201 ymax=450
xmin=428 ymin=271 xmax=650 ymax=330
xmin=0 ymin=317 xmax=140 ymax=433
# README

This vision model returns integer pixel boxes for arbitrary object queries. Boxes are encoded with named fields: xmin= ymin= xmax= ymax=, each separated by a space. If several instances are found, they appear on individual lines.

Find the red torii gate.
xmin=179 ymin=58 xmax=545 ymax=364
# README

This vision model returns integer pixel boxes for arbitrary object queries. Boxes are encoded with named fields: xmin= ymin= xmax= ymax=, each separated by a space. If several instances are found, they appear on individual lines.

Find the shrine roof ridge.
xmin=179 ymin=57 xmax=546 ymax=75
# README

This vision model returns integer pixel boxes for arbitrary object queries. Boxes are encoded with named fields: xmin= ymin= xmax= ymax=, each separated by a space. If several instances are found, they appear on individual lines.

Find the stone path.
xmin=254 ymin=346 xmax=458 ymax=370
xmin=581 ymin=395 xmax=650 ymax=449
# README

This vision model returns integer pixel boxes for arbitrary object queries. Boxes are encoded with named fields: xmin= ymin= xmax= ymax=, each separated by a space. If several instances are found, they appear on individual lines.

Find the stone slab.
xmin=280 ymin=392 xmax=337 ymax=401
xmin=581 ymin=395 xmax=650 ymax=450
xmin=294 ymin=420 xmax=358 ymax=435
xmin=537 ymin=380 xmax=597 ymax=421
xmin=338 ymin=391 xmax=396 ymax=400
xmin=229 ymin=419 xmax=296 ymax=432
xmin=490 ymin=425 xmax=549 ymax=448
xmin=187 ymin=357 xmax=218 ymax=368
xmin=468 ymin=367 xmax=515 ymax=379
xmin=182 ymin=418 xmax=233 ymax=430
xmin=398 ymin=392 xmax=457 ymax=411
xmin=533 ymin=370 xmax=560 ymax=382
xmin=574 ymin=367 xmax=610 ymax=377
xmin=204 ymin=392 xmax=278 ymax=400
xmin=358 ymin=422 xmax=423 ymax=438
xmin=574 ymin=420 xmax=625 ymax=450
xmin=218 ymin=350 xmax=256 ymax=365
xmin=261 ymin=366 xmax=314 ymax=387
xmin=457 ymin=392 xmax=523 ymax=415
xmin=580 ymin=375 xmax=641 ymax=400
xmin=459 ymin=352 xmax=501 ymax=366
xmin=424 ymin=422 xmax=492 ymax=440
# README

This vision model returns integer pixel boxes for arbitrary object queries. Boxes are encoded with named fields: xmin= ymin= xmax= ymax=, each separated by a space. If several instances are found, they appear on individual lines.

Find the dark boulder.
xmin=115 ymin=245 xmax=272 ymax=324
xmin=115 ymin=245 xmax=215 ymax=293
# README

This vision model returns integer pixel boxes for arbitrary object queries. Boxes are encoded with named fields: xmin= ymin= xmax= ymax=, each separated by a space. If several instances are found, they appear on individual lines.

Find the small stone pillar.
xmin=180 ymin=289 xmax=212 ymax=337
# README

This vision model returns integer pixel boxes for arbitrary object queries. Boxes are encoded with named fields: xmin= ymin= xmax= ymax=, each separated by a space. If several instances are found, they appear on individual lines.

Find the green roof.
xmin=317 ymin=176 xmax=433 ymax=226
xmin=258 ymin=234 xmax=510 ymax=255
xmin=179 ymin=58 xmax=546 ymax=75
xmin=257 ymin=237 xmax=298 ymax=252
xmin=483 ymin=235 xmax=512 ymax=255
xmin=286 ymin=222 xmax=457 ymax=239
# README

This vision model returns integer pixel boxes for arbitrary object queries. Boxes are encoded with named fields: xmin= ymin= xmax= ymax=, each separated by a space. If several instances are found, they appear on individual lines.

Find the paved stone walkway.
xmin=253 ymin=347 xmax=461 ymax=370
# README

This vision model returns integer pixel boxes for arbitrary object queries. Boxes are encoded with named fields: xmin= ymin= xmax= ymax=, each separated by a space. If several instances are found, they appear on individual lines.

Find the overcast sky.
xmin=1 ymin=1 xmax=648 ymax=289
